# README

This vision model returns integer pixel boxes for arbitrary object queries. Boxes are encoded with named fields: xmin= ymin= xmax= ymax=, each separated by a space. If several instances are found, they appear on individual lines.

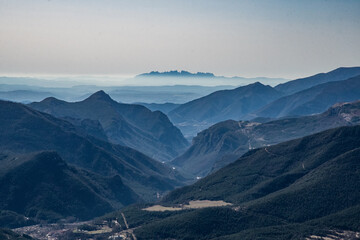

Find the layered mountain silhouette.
xmin=29 ymin=90 xmax=189 ymax=162
xmin=253 ymin=75 xmax=360 ymax=119
xmin=132 ymin=126 xmax=360 ymax=239
xmin=168 ymin=82 xmax=283 ymax=137
xmin=0 ymin=100 xmax=185 ymax=202
xmin=172 ymin=100 xmax=360 ymax=177
xmin=0 ymin=151 xmax=139 ymax=221
xmin=160 ymin=67 xmax=360 ymax=139
xmin=275 ymin=66 xmax=360 ymax=95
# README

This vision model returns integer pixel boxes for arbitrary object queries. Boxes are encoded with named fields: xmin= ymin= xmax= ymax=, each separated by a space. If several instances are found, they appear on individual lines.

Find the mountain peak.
xmin=234 ymin=82 xmax=269 ymax=92
xmin=40 ymin=97 xmax=64 ymax=105
xmin=85 ymin=90 xmax=114 ymax=102
xmin=248 ymin=81 xmax=265 ymax=87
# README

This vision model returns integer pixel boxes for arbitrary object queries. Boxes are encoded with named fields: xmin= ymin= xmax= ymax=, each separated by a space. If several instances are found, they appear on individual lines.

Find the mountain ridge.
xmin=168 ymin=82 xmax=283 ymax=138
xmin=137 ymin=70 xmax=215 ymax=78
xmin=275 ymin=66 xmax=360 ymax=95
xmin=30 ymin=90 xmax=189 ymax=162
xmin=253 ymin=75 xmax=360 ymax=119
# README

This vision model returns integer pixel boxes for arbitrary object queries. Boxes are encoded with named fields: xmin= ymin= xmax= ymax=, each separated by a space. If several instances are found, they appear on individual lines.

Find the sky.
xmin=0 ymin=0 xmax=359 ymax=80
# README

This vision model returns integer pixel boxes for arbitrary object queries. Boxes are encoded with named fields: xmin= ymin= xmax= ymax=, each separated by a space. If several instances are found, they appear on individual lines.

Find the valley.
xmin=172 ymin=100 xmax=360 ymax=177
xmin=2 ymin=1 xmax=360 ymax=239
xmin=1 ymin=66 xmax=360 ymax=239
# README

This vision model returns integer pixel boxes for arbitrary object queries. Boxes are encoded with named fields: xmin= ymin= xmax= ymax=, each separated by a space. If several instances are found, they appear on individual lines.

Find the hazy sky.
xmin=0 ymin=0 xmax=359 ymax=79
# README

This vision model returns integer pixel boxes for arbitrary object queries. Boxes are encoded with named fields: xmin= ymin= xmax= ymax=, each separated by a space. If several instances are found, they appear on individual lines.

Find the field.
xmin=143 ymin=200 xmax=232 ymax=212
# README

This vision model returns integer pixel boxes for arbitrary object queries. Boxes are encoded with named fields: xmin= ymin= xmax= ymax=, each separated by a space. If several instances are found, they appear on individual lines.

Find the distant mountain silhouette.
xmin=136 ymin=70 xmax=215 ymax=78
xmin=135 ymin=71 xmax=288 ymax=85
xmin=275 ymin=66 xmax=360 ymax=95
xmin=253 ymin=75 xmax=360 ymax=119
xmin=0 ymin=151 xmax=139 ymax=222
xmin=132 ymin=126 xmax=360 ymax=239
xmin=30 ymin=90 xmax=189 ymax=162
xmin=172 ymin=100 xmax=360 ymax=177
xmin=168 ymin=82 xmax=283 ymax=138
xmin=0 ymin=100 xmax=185 ymax=202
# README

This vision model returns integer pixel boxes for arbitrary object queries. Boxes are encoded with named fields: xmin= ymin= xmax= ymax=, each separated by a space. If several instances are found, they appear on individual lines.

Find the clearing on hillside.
xmin=143 ymin=200 xmax=232 ymax=212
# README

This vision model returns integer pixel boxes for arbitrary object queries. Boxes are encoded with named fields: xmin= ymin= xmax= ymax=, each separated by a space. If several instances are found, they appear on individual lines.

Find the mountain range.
xmin=0 ymin=100 xmax=185 ymax=204
xmin=29 ymin=91 xmax=189 ymax=162
xmin=2 ymin=66 xmax=360 ymax=239
xmin=0 ymin=79 xmax=237 ymax=105
xmin=171 ymin=100 xmax=360 ymax=177
xmin=164 ymin=67 xmax=360 ymax=139
xmin=136 ymin=70 xmax=216 ymax=78
xmin=135 ymin=70 xmax=288 ymax=85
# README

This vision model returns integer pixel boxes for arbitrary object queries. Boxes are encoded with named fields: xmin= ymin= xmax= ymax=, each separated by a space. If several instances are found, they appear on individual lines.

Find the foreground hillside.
xmin=172 ymin=100 xmax=360 ymax=177
xmin=0 ymin=151 xmax=139 ymax=223
xmin=108 ymin=126 xmax=360 ymax=239
xmin=29 ymin=90 xmax=189 ymax=162
xmin=0 ymin=228 xmax=34 ymax=240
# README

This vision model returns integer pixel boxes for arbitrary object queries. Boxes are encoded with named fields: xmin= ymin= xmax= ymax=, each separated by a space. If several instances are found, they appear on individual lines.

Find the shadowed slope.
xmin=0 ymin=151 xmax=139 ymax=221
xmin=29 ymin=90 xmax=189 ymax=162
xmin=0 ymin=100 xmax=185 ymax=201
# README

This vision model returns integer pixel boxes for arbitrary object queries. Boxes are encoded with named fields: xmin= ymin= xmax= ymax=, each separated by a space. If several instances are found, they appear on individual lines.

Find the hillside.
xmin=172 ymin=100 xmax=360 ymax=177
xmin=0 ymin=228 xmax=34 ymax=240
xmin=253 ymin=75 xmax=360 ymax=119
xmin=165 ymin=125 xmax=360 ymax=203
xmin=0 ymin=100 xmax=185 ymax=201
xmin=0 ymin=151 xmax=139 ymax=222
xmin=125 ymin=126 xmax=360 ymax=239
xmin=275 ymin=66 xmax=360 ymax=95
xmin=29 ymin=91 xmax=189 ymax=162
xmin=168 ymin=82 xmax=283 ymax=138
